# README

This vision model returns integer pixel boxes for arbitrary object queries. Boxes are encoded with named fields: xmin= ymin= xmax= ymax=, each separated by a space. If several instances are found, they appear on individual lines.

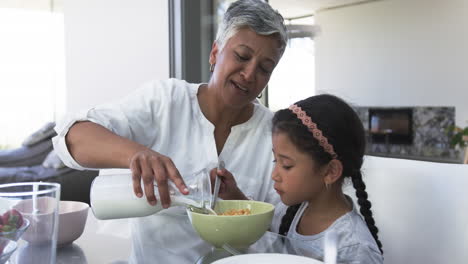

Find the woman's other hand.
xmin=129 ymin=149 xmax=189 ymax=208
xmin=210 ymin=167 xmax=248 ymax=200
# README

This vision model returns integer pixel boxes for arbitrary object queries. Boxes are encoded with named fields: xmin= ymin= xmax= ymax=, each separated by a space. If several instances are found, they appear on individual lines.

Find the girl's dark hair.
xmin=274 ymin=94 xmax=383 ymax=254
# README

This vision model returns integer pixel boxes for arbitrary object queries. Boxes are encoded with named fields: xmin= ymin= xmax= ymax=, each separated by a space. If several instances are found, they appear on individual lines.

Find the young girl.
xmin=270 ymin=94 xmax=383 ymax=263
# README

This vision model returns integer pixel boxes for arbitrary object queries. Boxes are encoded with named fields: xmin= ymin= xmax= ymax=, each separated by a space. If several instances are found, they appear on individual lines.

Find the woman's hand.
xmin=210 ymin=167 xmax=248 ymax=200
xmin=129 ymin=149 xmax=188 ymax=208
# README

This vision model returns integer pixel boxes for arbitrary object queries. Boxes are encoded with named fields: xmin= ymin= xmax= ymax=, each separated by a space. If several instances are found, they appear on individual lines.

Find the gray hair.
xmin=215 ymin=0 xmax=287 ymax=53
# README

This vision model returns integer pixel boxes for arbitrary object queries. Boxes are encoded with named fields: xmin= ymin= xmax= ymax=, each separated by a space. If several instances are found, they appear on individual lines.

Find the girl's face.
xmin=209 ymin=28 xmax=282 ymax=108
xmin=271 ymin=132 xmax=327 ymax=206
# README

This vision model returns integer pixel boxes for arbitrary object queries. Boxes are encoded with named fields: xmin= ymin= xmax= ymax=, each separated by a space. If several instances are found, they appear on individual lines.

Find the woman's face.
xmin=209 ymin=27 xmax=283 ymax=108
xmin=271 ymin=132 xmax=327 ymax=206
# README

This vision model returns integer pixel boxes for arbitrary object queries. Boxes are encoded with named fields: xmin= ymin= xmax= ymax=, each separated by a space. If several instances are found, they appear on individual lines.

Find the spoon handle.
xmin=222 ymin=243 xmax=242 ymax=256
xmin=211 ymin=160 xmax=225 ymax=209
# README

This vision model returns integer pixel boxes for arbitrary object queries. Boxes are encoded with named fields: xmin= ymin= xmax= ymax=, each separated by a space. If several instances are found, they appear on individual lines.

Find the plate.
xmin=212 ymin=253 xmax=323 ymax=264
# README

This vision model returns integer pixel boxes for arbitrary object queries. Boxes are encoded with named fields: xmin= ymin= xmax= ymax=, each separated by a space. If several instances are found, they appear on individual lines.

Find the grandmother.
xmin=53 ymin=0 xmax=287 ymax=262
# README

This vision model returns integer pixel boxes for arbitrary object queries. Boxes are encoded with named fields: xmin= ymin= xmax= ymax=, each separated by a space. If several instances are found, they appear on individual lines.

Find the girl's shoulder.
xmin=331 ymin=208 xmax=383 ymax=262
xmin=338 ymin=242 xmax=383 ymax=264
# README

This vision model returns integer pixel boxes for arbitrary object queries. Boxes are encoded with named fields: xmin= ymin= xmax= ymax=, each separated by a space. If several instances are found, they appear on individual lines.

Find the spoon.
xmin=187 ymin=204 xmax=217 ymax=215
xmin=222 ymin=243 xmax=242 ymax=256
xmin=211 ymin=160 xmax=225 ymax=210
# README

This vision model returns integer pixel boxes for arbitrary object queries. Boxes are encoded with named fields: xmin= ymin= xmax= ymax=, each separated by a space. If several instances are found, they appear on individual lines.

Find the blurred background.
xmin=1 ymin=0 xmax=467 ymax=163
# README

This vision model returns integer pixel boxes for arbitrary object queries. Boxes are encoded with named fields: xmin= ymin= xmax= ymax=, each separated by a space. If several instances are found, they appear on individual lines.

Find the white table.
xmin=8 ymin=212 xmax=131 ymax=264
xmin=56 ymin=213 xmax=132 ymax=264
xmin=13 ymin=212 xmax=321 ymax=264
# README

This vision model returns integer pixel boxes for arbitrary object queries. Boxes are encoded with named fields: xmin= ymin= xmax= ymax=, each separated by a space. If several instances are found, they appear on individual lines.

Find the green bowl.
xmin=188 ymin=200 xmax=274 ymax=249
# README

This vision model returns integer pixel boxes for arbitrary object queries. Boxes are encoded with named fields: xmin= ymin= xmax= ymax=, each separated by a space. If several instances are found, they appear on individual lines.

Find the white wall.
xmin=315 ymin=0 xmax=468 ymax=126
xmin=63 ymin=0 xmax=169 ymax=113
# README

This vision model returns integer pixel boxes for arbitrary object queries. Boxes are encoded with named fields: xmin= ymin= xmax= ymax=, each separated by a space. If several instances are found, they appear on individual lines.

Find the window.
xmin=173 ymin=0 xmax=316 ymax=111
xmin=0 ymin=7 xmax=65 ymax=149
xmin=267 ymin=14 xmax=316 ymax=111
xmin=268 ymin=33 xmax=315 ymax=111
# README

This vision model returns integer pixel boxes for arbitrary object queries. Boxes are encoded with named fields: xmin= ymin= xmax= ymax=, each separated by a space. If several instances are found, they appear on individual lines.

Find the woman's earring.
xmin=257 ymin=93 xmax=263 ymax=99
xmin=325 ymin=183 xmax=330 ymax=191
xmin=210 ymin=64 xmax=215 ymax=72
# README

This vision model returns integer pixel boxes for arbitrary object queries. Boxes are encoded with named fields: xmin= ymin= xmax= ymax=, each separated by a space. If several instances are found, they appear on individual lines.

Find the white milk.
xmin=91 ymin=195 xmax=202 ymax=220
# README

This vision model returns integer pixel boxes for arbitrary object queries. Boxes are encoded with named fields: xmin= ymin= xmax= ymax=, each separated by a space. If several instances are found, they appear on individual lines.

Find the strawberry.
xmin=2 ymin=209 xmax=24 ymax=229
xmin=0 ymin=225 xmax=14 ymax=233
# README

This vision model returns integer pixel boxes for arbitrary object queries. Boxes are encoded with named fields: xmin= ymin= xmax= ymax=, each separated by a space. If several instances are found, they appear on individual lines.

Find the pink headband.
xmin=289 ymin=104 xmax=338 ymax=159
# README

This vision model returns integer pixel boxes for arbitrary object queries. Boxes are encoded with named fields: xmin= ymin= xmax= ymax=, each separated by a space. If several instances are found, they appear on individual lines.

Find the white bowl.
xmin=57 ymin=201 xmax=89 ymax=246
xmin=13 ymin=198 xmax=88 ymax=246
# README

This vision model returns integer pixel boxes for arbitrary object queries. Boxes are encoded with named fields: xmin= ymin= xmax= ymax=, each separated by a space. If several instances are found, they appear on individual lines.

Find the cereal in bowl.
xmin=220 ymin=208 xmax=251 ymax=216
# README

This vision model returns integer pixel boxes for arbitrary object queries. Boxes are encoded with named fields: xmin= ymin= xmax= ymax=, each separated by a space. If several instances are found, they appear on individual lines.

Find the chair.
xmin=345 ymin=156 xmax=468 ymax=263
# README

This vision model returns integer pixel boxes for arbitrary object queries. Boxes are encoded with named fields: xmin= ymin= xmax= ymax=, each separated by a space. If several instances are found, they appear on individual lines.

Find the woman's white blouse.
xmin=53 ymin=78 xmax=278 ymax=263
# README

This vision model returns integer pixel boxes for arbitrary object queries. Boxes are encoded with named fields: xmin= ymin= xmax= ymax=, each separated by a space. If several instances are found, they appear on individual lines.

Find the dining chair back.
xmin=344 ymin=156 xmax=468 ymax=264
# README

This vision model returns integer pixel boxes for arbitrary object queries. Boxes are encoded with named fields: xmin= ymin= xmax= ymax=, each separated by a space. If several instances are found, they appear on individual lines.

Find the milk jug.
xmin=90 ymin=169 xmax=212 ymax=220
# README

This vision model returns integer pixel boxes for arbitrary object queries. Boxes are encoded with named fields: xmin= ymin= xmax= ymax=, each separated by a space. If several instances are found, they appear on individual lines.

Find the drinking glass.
xmin=0 ymin=182 xmax=60 ymax=264
xmin=90 ymin=169 xmax=212 ymax=220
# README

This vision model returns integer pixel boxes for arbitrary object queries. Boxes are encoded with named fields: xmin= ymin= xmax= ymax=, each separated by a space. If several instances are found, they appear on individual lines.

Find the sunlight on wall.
xmin=0 ymin=8 xmax=65 ymax=149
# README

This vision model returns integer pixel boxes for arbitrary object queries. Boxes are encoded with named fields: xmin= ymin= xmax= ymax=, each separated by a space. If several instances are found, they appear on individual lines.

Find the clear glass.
xmin=0 ymin=182 xmax=61 ymax=264
xmin=90 ymin=169 xmax=212 ymax=220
